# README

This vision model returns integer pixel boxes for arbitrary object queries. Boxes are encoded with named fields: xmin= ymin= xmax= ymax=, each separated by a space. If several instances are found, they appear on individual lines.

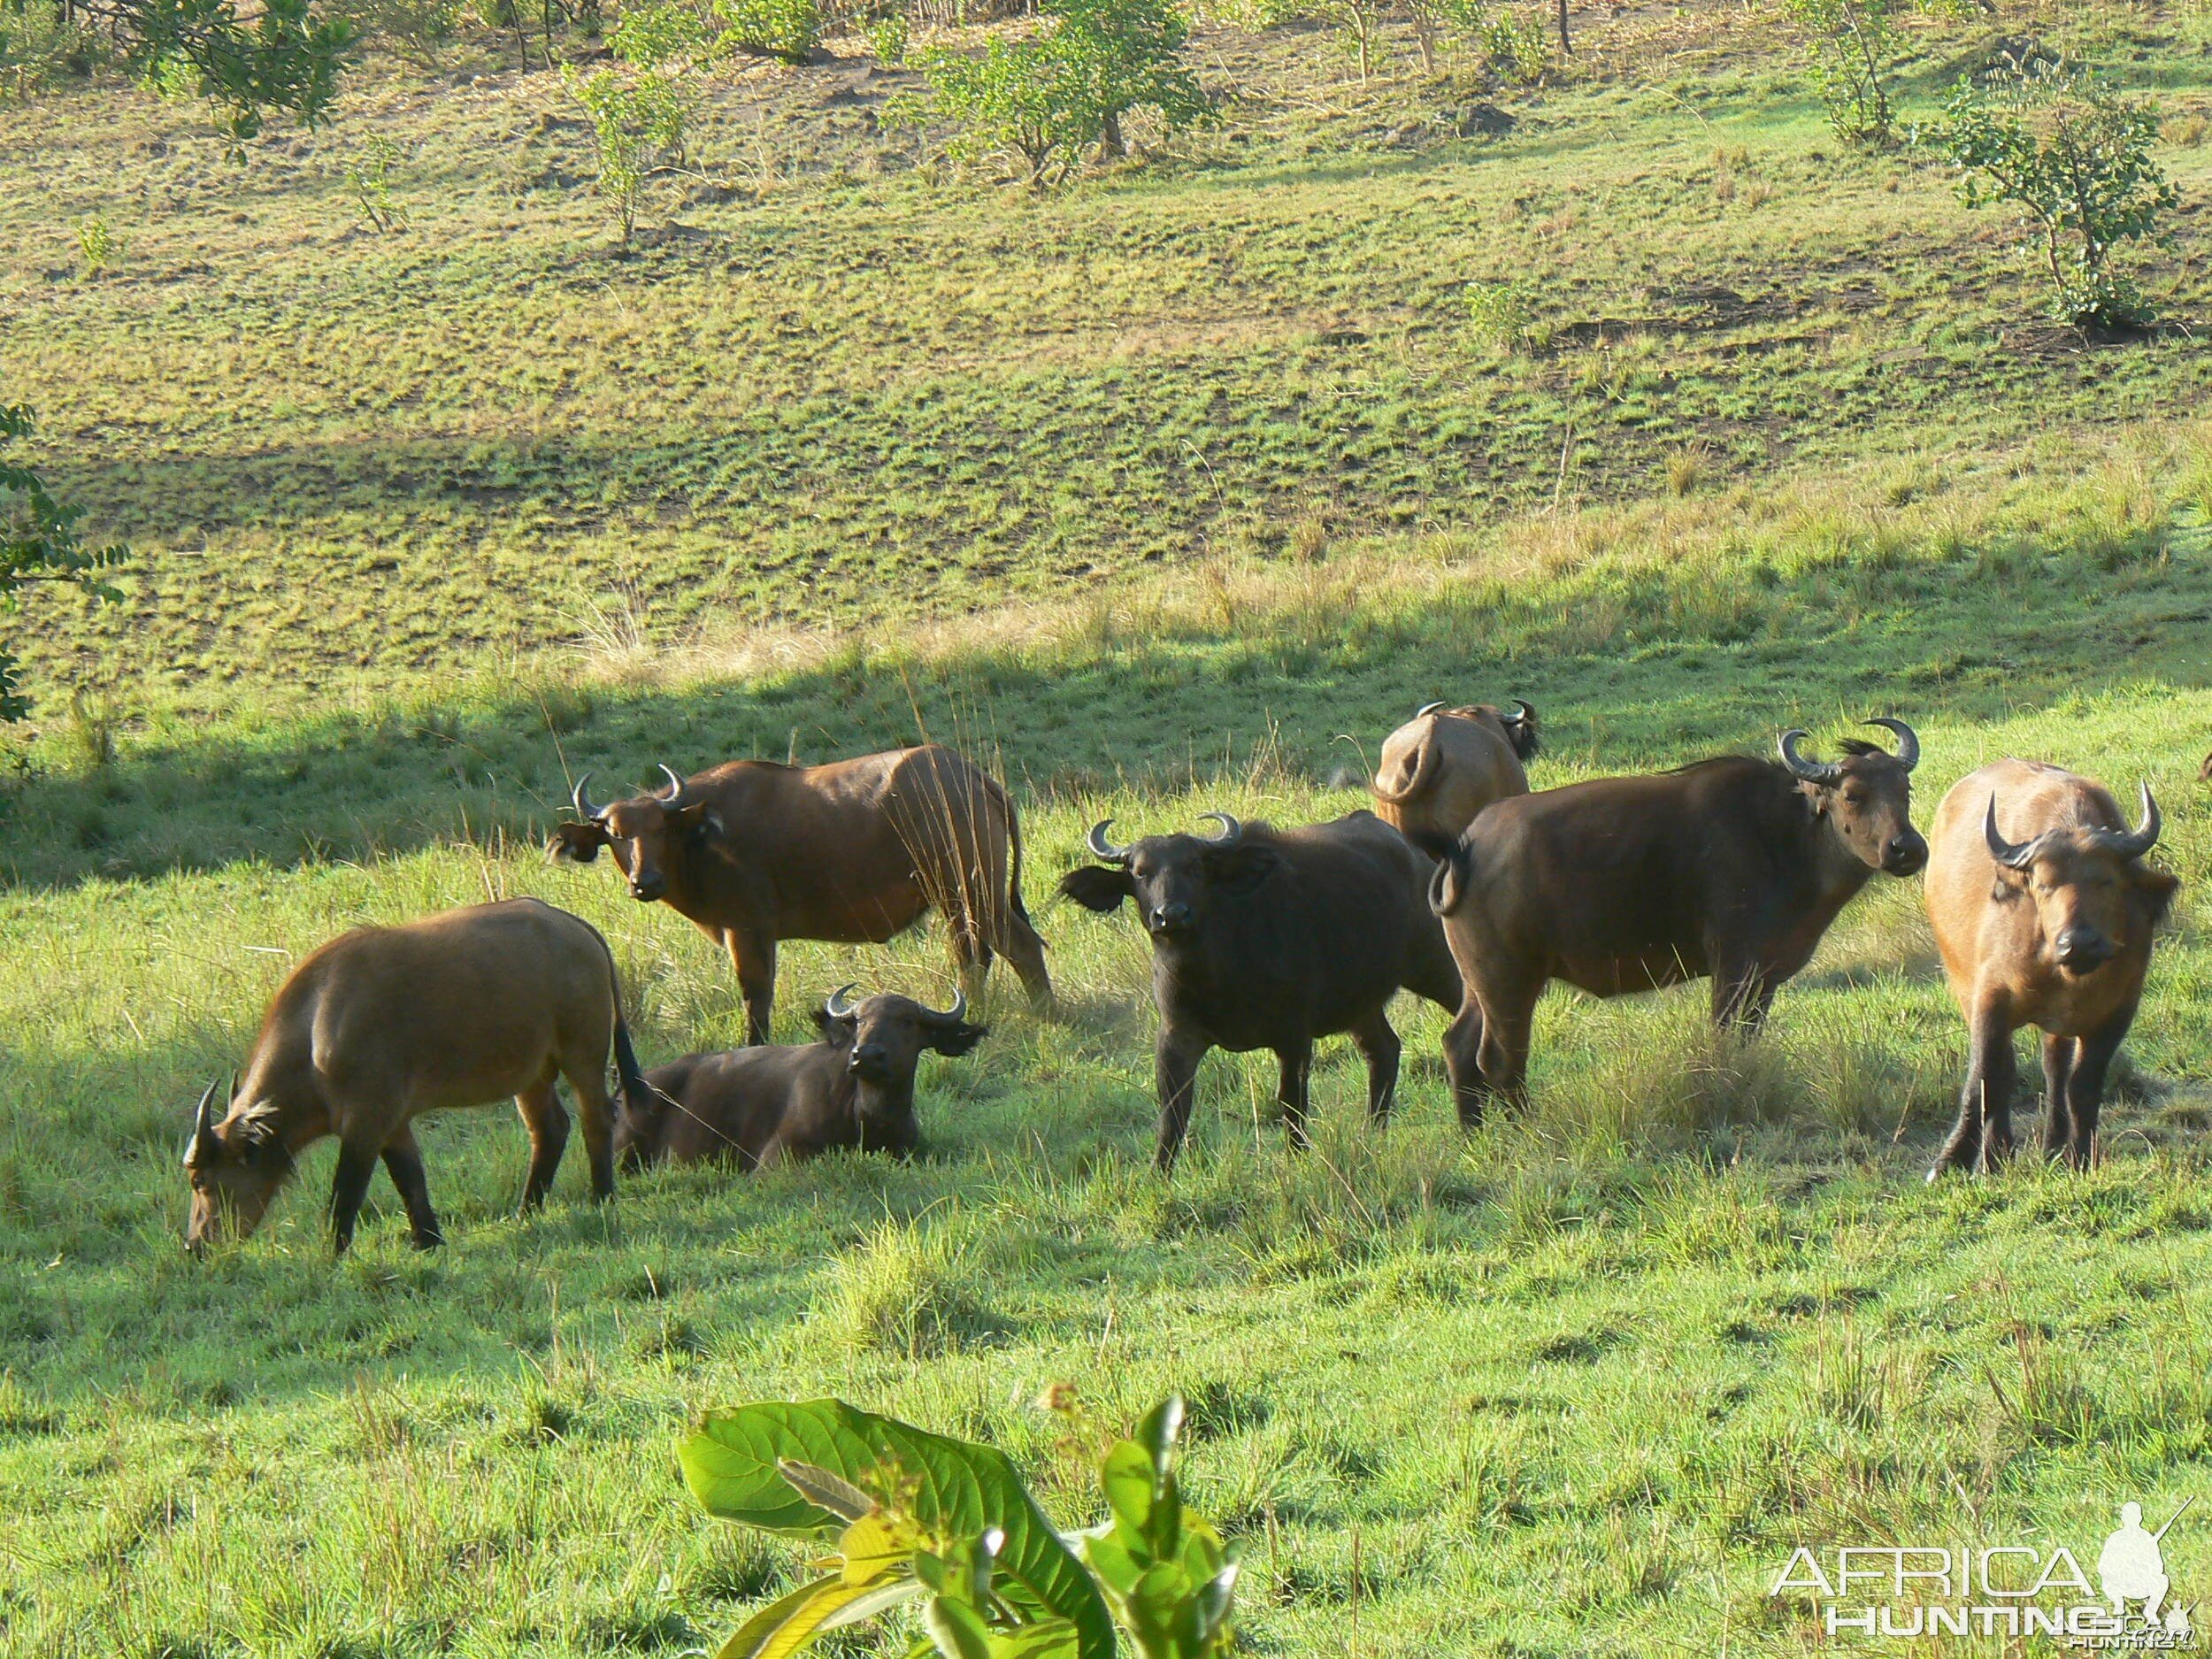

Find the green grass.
xmin=9 ymin=2 xmax=2212 ymax=1654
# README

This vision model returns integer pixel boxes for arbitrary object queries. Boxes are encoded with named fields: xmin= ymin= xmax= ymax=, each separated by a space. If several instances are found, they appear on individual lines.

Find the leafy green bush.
xmin=563 ymin=62 xmax=691 ymax=242
xmin=607 ymin=0 xmax=707 ymax=65
xmin=1463 ymin=275 xmax=1536 ymax=351
xmin=1401 ymin=0 xmax=1486 ymax=75
xmin=2 ymin=404 xmax=125 ymax=721
xmin=1477 ymin=3 xmax=1547 ymax=87
xmin=713 ymin=0 xmax=818 ymax=61
xmin=75 ymin=214 xmax=116 ymax=277
xmin=680 ymin=1394 xmax=1238 ymax=1659
xmin=0 ymin=0 xmax=103 ymax=99
xmin=868 ymin=11 xmax=909 ymax=63
xmin=328 ymin=0 xmax=464 ymax=71
xmin=345 ymin=134 xmax=407 ymax=233
xmin=893 ymin=0 xmax=1208 ymax=186
xmin=1939 ymin=62 xmax=2178 ymax=328
xmin=1784 ymin=0 xmax=1899 ymax=149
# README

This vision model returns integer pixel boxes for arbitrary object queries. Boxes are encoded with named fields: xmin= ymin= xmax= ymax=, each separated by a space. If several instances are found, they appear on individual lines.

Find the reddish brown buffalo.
xmin=1372 ymin=699 xmax=1539 ymax=856
xmin=549 ymin=744 xmax=1050 ymax=1043
xmin=1431 ymin=721 xmax=1926 ymax=1124
xmin=183 ymin=899 xmax=647 ymax=1255
xmin=617 ymin=987 xmax=986 ymax=1169
xmin=1924 ymin=760 xmax=2176 ymax=1177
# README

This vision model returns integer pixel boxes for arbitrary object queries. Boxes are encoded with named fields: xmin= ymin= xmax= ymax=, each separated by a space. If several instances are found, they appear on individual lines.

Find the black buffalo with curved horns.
xmin=1061 ymin=810 xmax=1462 ymax=1170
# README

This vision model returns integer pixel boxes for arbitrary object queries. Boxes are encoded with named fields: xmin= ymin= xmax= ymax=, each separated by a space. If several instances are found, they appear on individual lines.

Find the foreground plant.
xmin=1785 ymin=0 xmax=1900 ymax=149
xmin=679 ymin=1394 xmax=1237 ymax=1658
xmin=1939 ymin=61 xmax=2177 ymax=331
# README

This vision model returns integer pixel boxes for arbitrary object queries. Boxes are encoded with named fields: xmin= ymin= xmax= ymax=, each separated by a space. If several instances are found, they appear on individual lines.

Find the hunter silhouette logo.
xmin=1771 ymin=1498 xmax=2198 ymax=1647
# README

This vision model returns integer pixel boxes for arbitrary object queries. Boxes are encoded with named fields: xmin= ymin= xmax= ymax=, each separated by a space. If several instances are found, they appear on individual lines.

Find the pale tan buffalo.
xmin=184 ymin=898 xmax=646 ymax=1255
xmin=1371 ymin=699 xmax=1540 ymax=856
xmin=1924 ymin=759 xmax=2175 ymax=1177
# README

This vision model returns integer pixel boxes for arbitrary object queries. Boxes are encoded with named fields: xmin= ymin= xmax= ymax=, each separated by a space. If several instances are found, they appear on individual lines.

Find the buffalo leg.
xmin=1473 ymin=985 xmax=1537 ymax=1116
xmin=1932 ymin=999 xmax=2016 ymax=1178
xmin=725 ymin=929 xmax=777 ymax=1045
xmin=2040 ymin=1033 xmax=2078 ymax=1162
xmin=515 ymin=1079 xmax=570 ymax=1210
xmin=1275 ymin=1041 xmax=1315 ymax=1153
xmin=328 ymin=1139 xmax=382 ymax=1256
xmin=1155 ymin=1029 xmax=1210 ymax=1173
xmin=2062 ymin=1006 xmax=2136 ymax=1171
xmin=1349 ymin=1009 xmax=1402 ymax=1125
xmin=381 ymin=1126 xmax=444 ymax=1249
xmin=1711 ymin=962 xmax=1776 ymax=1034
xmin=997 ymin=907 xmax=1056 ymax=1011
xmin=565 ymin=1059 xmax=618 ymax=1203
xmin=1442 ymin=999 xmax=1491 ymax=1129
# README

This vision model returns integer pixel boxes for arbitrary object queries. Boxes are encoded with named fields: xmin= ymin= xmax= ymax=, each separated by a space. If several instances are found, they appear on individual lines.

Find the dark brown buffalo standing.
xmin=1429 ymin=721 xmax=1927 ymax=1123
xmin=1060 ymin=811 xmax=1463 ymax=1171
xmin=1924 ymin=760 xmax=2175 ymax=1176
xmin=616 ymin=986 xmax=986 ymax=1169
xmin=1371 ymin=699 xmax=1540 ymax=856
xmin=182 ymin=898 xmax=648 ymax=1255
xmin=548 ymin=744 xmax=1050 ymax=1044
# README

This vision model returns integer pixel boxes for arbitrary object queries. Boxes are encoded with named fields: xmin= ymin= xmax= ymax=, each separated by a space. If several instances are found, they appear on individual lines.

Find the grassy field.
xmin=8 ymin=0 xmax=2212 ymax=1655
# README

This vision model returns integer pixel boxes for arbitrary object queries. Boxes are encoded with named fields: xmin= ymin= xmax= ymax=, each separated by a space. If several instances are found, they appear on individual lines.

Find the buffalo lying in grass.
xmin=617 ymin=987 xmax=986 ymax=1168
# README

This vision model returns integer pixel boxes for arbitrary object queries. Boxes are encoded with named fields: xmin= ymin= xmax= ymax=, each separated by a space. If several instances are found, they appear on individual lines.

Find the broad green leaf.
xmin=1099 ymin=1441 xmax=1155 ymax=1536
xmin=818 ymin=1577 xmax=929 ymax=1631
xmin=682 ymin=1400 xmax=1114 ymax=1659
xmin=715 ymin=1575 xmax=888 ymax=1659
xmin=924 ymin=1595 xmax=996 ymax=1659
xmin=782 ymin=1459 xmax=875 ymax=1522
xmin=842 ymin=1510 xmax=926 ymax=1586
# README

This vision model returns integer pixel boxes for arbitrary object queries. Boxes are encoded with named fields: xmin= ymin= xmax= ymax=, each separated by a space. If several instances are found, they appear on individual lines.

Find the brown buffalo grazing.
xmin=1430 ymin=720 xmax=1927 ymax=1124
xmin=616 ymin=986 xmax=986 ymax=1169
xmin=183 ymin=898 xmax=648 ymax=1256
xmin=1060 ymin=811 xmax=1463 ymax=1171
xmin=1372 ymin=699 xmax=1540 ymax=856
xmin=548 ymin=743 xmax=1050 ymax=1044
xmin=1924 ymin=760 xmax=2175 ymax=1177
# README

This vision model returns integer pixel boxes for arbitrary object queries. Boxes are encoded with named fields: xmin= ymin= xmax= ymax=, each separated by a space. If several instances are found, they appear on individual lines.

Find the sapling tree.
xmin=680 ymin=1394 xmax=1239 ymax=1659
xmin=1939 ymin=61 xmax=2178 ymax=329
xmin=893 ymin=0 xmax=1208 ymax=186
xmin=713 ymin=0 xmax=819 ymax=62
xmin=564 ymin=61 xmax=691 ymax=242
xmin=1 ymin=405 xmax=125 ymax=721
xmin=1784 ymin=0 xmax=1900 ymax=149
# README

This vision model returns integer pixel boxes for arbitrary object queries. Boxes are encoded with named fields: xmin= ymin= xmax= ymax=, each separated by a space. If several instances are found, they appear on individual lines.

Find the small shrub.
xmin=1478 ymin=4 xmax=1548 ymax=86
xmin=75 ymin=213 xmax=115 ymax=278
xmin=712 ymin=0 xmax=818 ymax=61
xmin=1402 ymin=0 xmax=1487 ymax=76
xmin=1463 ymin=276 xmax=1535 ymax=351
xmin=562 ymin=62 xmax=692 ymax=243
xmin=1784 ymin=0 xmax=1899 ymax=149
xmin=607 ymin=0 xmax=708 ymax=66
xmin=329 ymin=0 xmax=464 ymax=70
xmin=345 ymin=134 xmax=407 ymax=233
xmin=1939 ymin=61 xmax=2178 ymax=328
xmin=866 ymin=12 xmax=908 ymax=62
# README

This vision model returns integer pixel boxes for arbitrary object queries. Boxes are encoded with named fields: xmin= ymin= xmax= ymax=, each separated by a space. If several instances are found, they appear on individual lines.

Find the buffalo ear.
xmin=812 ymin=1009 xmax=856 ymax=1043
xmin=2133 ymin=864 xmax=2180 ymax=926
xmin=1060 ymin=865 xmax=1134 ymax=912
xmin=547 ymin=822 xmax=608 ymax=864
xmin=929 ymin=1021 xmax=987 ymax=1058
xmin=1204 ymin=844 xmax=1278 ymax=894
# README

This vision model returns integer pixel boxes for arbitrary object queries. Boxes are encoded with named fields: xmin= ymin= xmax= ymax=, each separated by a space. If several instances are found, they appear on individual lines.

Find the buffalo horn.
xmin=2097 ymin=782 xmax=2162 ymax=860
xmin=657 ymin=764 xmax=694 ymax=810
xmin=1415 ymin=701 xmax=1448 ymax=718
xmin=924 ymin=987 xmax=969 ymax=1025
xmin=1197 ymin=812 xmax=1242 ymax=847
xmin=1865 ymin=717 xmax=1920 ymax=772
xmin=1087 ymin=819 xmax=1132 ymax=862
xmin=1511 ymin=699 xmax=1535 ymax=724
xmin=1778 ymin=729 xmax=1842 ymax=787
xmin=825 ymin=982 xmax=859 ymax=1019
xmin=1984 ymin=795 xmax=2039 ymax=870
xmin=187 ymin=1076 xmax=223 ymax=1165
xmin=572 ymin=772 xmax=603 ymax=821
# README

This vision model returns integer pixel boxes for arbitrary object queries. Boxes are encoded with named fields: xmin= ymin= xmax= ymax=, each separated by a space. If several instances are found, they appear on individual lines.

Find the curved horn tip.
xmin=1984 ymin=793 xmax=2034 ymax=869
xmin=1512 ymin=698 xmax=1535 ymax=720
xmin=2119 ymin=781 xmax=2161 ymax=856
xmin=930 ymin=987 xmax=969 ymax=1024
xmin=571 ymin=771 xmax=601 ymax=820
xmin=824 ymin=982 xmax=859 ymax=1018
xmin=1086 ymin=818 xmax=1131 ymax=862
xmin=1198 ymin=812 xmax=1242 ymax=845
xmin=1415 ymin=701 xmax=1448 ymax=718
xmin=1778 ymin=729 xmax=1841 ymax=784
xmin=1864 ymin=716 xmax=1921 ymax=771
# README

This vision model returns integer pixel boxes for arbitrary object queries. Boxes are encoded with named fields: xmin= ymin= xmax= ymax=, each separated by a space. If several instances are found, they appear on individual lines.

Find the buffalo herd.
xmin=177 ymin=708 xmax=2180 ymax=1254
